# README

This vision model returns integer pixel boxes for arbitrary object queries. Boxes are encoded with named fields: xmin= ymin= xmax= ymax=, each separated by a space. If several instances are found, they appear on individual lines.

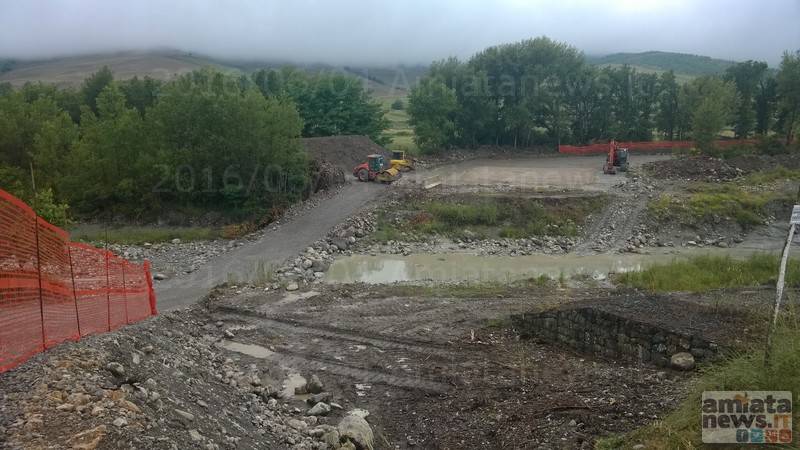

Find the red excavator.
xmin=603 ymin=140 xmax=630 ymax=175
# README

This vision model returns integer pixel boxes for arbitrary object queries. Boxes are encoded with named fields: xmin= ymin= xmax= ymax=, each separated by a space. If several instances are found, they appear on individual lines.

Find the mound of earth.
xmin=642 ymin=156 xmax=742 ymax=181
xmin=302 ymin=136 xmax=391 ymax=174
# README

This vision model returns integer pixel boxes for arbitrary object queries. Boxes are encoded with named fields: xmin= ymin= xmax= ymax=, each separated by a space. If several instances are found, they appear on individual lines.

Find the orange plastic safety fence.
xmin=0 ymin=189 xmax=157 ymax=372
xmin=558 ymin=139 xmax=757 ymax=155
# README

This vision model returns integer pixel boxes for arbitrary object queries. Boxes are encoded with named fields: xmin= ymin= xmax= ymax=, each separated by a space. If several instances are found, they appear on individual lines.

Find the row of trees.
xmin=0 ymin=67 xmax=389 ymax=221
xmin=408 ymin=37 xmax=800 ymax=153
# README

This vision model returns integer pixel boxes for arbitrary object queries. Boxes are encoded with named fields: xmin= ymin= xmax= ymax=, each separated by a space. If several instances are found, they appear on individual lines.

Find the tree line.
xmin=408 ymin=37 xmax=800 ymax=153
xmin=0 ymin=67 xmax=388 ymax=223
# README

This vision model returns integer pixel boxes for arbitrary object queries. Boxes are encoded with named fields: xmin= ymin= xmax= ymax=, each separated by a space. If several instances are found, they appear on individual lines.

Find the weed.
xmin=617 ymin=253 xmax=800 ymax=293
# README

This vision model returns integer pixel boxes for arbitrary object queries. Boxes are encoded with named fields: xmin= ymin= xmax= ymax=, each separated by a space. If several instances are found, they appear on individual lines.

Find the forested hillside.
xmin=588 ymin=51 xmax=736 ymax=76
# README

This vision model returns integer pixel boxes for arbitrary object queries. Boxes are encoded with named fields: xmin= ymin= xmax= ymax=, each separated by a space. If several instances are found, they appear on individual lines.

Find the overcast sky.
xmin=1 ymin=0 xmax=798 ymax=66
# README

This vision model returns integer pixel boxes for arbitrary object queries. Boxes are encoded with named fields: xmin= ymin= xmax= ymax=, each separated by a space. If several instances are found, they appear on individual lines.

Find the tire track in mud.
xmin=215 ymin=305 xmax=455 ymax=356
xmin=238 ymin=346 xmax=452 ymax=394
xmin=215 ymin=305 xmax=457 ymax=393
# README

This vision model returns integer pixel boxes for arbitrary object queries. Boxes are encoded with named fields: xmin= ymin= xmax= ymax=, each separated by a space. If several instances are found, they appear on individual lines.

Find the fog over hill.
xmin=1 ymin=0 xmax=798 ymax=66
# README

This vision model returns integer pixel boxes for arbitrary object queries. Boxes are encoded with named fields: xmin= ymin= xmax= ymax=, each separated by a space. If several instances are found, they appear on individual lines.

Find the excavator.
xmin=353 ymin=154 xmax=401 ymax=183
xmin=603 ymin=140 xmax=630 ymax=174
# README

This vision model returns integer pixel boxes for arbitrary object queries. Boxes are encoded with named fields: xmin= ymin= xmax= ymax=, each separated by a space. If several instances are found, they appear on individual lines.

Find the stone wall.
xmin=511 ymin=307 xmax=719 ymax=367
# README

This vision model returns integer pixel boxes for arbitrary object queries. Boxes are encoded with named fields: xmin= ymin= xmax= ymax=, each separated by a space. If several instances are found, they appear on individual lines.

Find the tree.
xmin=148 ymin=69 xmax=308 ymax=212
xmin=252 ymin=68 xmax=389 ymax=144
xmin=119 ymin=76 xmax=162 ymax=115
xmin=683 ymin=76 xmax=737 ymax=153
xmin=408 ymin=78 xmax=458 ymax=152
xmin=755 ymin=74 xmax=777 ymax=135
xmin=81 ymin=66 xmax=114 ymax=115
xmin=725 ymin=60 xmax=768 ymax=138
xmin=657 ymin=71 xmax=680 ymax=140
xmin=776 ymin=51 xmax=800 ymax=143
xmin=391 ymin=99 xmax=404 ymax=110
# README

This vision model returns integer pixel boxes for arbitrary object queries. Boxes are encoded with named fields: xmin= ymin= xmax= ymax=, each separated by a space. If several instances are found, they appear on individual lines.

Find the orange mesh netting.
xmin=0 ymin=189 xmax=157 ymax=372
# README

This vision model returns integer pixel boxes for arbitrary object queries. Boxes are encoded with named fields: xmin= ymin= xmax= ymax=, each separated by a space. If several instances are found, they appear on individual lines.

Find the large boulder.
xmin=338 ymin=414 xmax=374 ymax=450
xmin=670 ymin=352 xmax=696 ymax=371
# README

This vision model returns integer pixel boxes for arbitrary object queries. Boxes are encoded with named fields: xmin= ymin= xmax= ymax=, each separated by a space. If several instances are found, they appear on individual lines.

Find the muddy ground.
xmin=1 ymin=150 xmax=797 ymax=449
xmin=3 ymin=280 xmax=775 ymax=449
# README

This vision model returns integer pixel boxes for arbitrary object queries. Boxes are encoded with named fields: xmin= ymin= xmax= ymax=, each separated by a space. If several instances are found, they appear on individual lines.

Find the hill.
xmin=0 ymin=50 xmax=425 ymax=97
xmin=587 ymin=51 xmax=736 ymax=77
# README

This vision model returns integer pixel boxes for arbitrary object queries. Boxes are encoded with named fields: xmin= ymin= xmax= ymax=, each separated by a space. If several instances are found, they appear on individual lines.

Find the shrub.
xmin=391 ymin=99 xmax=405 ymax=110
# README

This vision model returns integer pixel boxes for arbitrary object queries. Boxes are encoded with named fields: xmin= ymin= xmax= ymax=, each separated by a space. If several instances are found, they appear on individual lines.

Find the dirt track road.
xmin=155 ymin=182 xmax=386 ymax=310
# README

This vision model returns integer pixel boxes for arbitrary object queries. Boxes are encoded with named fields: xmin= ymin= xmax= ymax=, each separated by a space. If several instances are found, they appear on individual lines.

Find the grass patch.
xmin=71 ymin=225 xmax=221 ymax=245
xmin=617 ymin=254 xmax=800 ymax=293
xmin=375 ymin=195 xmax=604 ymax=241
xmin=649 ymin=184 xmax=779 ymax=229
xmin=648 ymin=167 xmax=798 ymax=230
xmin=597 ymin=324 xmax=800 ymax=449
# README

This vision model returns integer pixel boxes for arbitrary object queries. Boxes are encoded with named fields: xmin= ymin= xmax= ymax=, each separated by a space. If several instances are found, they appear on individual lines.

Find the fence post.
xmin=121 ymin=262 xmax=129 ymax=324
xmin=105 ymin=250 xmax=111 ymax=332
xmin=144 ymin=260 xmax=158 ymax=316
xmin=33 ymin=217 xmax=46 ymax=349
xmin=67 ymin=244 xmax=82 ymax=337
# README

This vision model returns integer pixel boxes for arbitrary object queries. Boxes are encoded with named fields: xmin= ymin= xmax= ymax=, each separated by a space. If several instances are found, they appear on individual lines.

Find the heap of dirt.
xmin=302 ymin=135 xmax=391 ymax=174
xmin=642 ymin=156 xmax=742 ymax=181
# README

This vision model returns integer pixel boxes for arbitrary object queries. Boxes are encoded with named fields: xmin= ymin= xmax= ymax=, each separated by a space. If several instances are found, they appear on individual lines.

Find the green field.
xmin=378 ymin=95 xmax=418 ymax=154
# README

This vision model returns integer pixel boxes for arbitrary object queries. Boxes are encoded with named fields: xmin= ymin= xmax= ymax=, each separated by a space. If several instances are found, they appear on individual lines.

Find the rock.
xmin=91 ymin=406 xmax=105 ymax=416
xmin=348 ymin=408 xmax=370 ymax=419
xmin=68 ymin=425 xmax=107 ymax=450
xmin=153 ymin=273 xmax=168 ymax=281
xmin=197 ymin=400 xmax=208 ymax=408
xmin=332 ymin=238 xmax=349 ymax=251
xmin=56 ymin=403 xmax=75 ymax=411
xmin=670 ymin=352 xmax=696 ymax=371
xmin=321 ymin=429 xmax=341 ymax=447
xmin=223 ymin=329 xmax=235 ymax=338
xmin=311 ymin=260 xmax=330 ymax=272
xmin=142 ymin=344 xmax=154 ymax=354
xmin=302 ymin=259 xmax=314 ymax=269
xmin=330 ymin=402 xmax=343 ymax=410
xmin=338 ymin=414 xmax=374 ymax=450
xmin=189 ymin=429 xmax=203 ymax=442
xmin=632 ymin=445 xmax=645 ymax=450
xmin=175 ymin=409 xmax=195 ymax=422
xmin=307 ymin=374 xmax=324 ymax=394
xmin=307 ymin=402 xmax=331 ymax=416
xmin=171 ymin=238 xmax=182 ymax=244
xmin=67 ymin=392 xmax=92 ymax=406
xmin=288 ymin=418 xmax=308 ymax=432
xmin=119 ymin=400 xmax=141 ymax=413
xmin=112 ymin=417 xmax=127 ymax=428
xmin=286 ymin=282 xmax=299 ymax=292
xmin=306 ymin=392 xmax=332 ymax=405
xmin=105 ymin=362 xmax=125 ymax=378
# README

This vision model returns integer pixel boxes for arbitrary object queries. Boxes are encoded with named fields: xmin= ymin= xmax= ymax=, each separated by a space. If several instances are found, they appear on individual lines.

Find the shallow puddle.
xmin=325 ymin=248 xmax=766 ymax=284
xmin=221 ymin=341 xmax=275 ymax=358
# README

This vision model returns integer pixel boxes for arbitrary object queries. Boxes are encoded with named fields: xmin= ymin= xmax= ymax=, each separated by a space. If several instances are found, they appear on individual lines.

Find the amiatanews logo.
xmin=702 ymin=391 xmax=793 ymax=444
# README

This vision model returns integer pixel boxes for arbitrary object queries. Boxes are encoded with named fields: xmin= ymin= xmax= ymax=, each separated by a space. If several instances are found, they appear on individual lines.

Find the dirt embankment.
xmin=302 ymin=136 xmax=391 ymax=175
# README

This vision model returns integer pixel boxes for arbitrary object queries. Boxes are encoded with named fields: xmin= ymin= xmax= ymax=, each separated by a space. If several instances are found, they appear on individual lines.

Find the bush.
xmin=391 ymin=99 xmax=405 ymax=110
xmin=33 ymin=188 xmax=70 ymax=227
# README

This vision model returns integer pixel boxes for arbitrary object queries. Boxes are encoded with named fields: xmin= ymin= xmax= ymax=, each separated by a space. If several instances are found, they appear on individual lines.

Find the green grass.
xmin=617 ymin=254 xmax=800 ymax=293
xmin=71 ymin=225 xmax=221 ymax=245
xmin=743 ymin=167 xmax=800 ymax=185
xmin=649 ymin=167 xmax=799 ymax=230
xmin=649 ymin=184 xmax=782 ymax=229
xmin=374 ymin=195 xmax=604 ymax=242
xmin=379 ymin=95 xmax=419 ymax=155
xmin=597 ymin=324 xmax=800 ymax=449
